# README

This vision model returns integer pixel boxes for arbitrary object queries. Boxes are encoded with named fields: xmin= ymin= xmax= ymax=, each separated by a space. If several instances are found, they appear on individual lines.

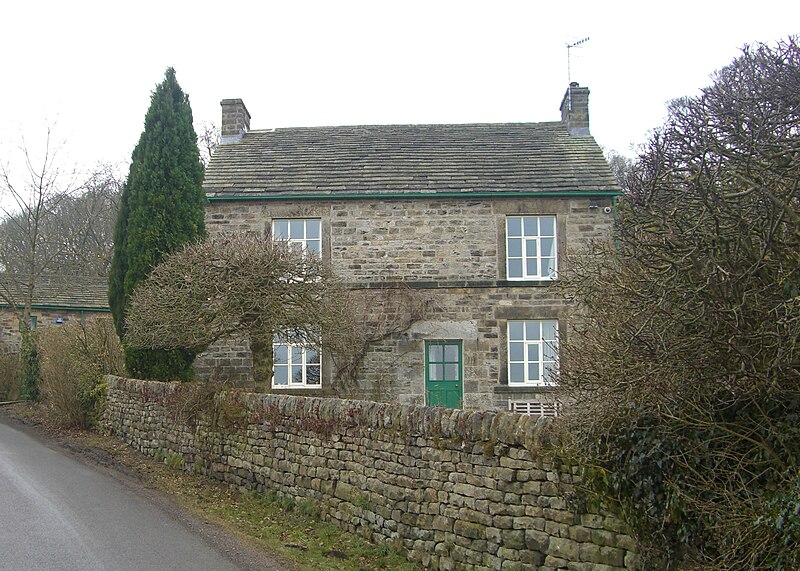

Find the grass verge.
xmin=2 ymin=402 xmax=421 ymax=571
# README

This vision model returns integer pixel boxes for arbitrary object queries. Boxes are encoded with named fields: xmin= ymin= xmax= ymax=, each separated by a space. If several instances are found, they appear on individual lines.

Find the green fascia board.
xmin=207 ymin=190 xmax=622 ymax=202
xmin=0 ymin=303 xmax=111 ymax=312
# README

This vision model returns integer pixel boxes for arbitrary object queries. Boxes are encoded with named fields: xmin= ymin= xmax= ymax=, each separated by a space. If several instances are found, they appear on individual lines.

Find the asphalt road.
xmin=0 ymin=418 xmax=284 ymax=571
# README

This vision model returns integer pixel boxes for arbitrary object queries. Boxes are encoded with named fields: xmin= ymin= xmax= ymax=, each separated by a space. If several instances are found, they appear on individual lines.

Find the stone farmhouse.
xmin=0 ymin=275 xmax=110 ymax=353
xmin=198 ymin=83 xmax=620 ymax=412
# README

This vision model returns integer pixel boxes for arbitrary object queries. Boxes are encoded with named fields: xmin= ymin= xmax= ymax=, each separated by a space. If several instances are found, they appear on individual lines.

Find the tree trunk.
xmin=250 ymin=336 xmax=273 ymax=386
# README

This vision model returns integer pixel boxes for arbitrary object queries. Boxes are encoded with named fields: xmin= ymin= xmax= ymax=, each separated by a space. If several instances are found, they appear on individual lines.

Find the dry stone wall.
xmin=105 ymin=376 xmax=640 ymax=571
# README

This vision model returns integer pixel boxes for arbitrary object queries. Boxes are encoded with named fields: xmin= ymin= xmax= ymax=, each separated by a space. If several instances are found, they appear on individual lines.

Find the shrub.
xmin=124 ymin=233 xmax=353 ymax=384
xmin=163 ymin=381 xmax=251 ymax=431
xmin=38 ymin=318 xmax=125 ymax=428
xmin=0 ymin=352 xmax=21 ymax=401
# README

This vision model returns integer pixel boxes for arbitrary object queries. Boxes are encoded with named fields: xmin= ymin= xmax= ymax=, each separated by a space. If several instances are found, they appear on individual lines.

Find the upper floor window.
xmin=508 ymin=319 xmax=558 ymax=386
xmin=506 ymin=216 xmax=557 ymax=280
xmin=272 ymin=219 xmax=321 ymax=257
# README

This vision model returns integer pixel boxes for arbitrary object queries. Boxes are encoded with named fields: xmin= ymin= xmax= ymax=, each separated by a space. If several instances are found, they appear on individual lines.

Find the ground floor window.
xmin=272 ymin=341 xmax=321 ymax=388
xmin=507 ymin=319 xmax=558 ymax=385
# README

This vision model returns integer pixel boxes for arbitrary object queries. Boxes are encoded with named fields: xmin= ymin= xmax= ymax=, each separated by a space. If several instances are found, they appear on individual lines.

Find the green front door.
xmin=425 ymin=340 xmax=463 ymax=408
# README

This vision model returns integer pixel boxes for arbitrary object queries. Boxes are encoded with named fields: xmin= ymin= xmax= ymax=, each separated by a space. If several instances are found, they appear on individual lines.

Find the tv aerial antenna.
xmin=566 ymin=37 xmax=590 ymax=111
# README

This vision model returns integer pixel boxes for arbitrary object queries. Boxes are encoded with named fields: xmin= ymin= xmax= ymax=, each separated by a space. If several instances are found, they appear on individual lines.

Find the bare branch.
xmin=557 ymin=37 xmax=800 ymax=569
xmin=0 ymin=128 xmax=122 ymax=322
xmin=125 ymin=233 xmax=353 ymax=357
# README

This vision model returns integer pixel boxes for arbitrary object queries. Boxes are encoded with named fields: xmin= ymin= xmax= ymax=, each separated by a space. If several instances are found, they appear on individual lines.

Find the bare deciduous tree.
xmin=603 ymin=148 xmax=633 ymax=191
xmin=197 ymin=121 xmax=220 ymax=168
xmin=51 ymin=164 xmax=122 ymax=276
xmin=558 ymin=38 xmax=800 ymax=569
xmin=0 ymin=129 xmax=81 ymax=326
xmin=332 ymin=285 xmax=432 ymax=383
xmin=0 ymin=152 xmax=122 ymax=312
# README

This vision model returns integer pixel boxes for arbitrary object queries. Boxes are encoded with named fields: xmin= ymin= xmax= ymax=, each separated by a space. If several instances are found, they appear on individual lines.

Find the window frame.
xmin=19 ymin=315 xmax=37 ymax=332
xmin=271 ymin=339 xmax=322 ymax=390
xmin=425 ymin=339 xmax=463 ymax=384
xmin=271 ymin=218 xmax=322 ymax=258
xmin=507 ymin=319 xmax=559 ymax=386
xmin=505 ymin=215 xmax=558 ymax=281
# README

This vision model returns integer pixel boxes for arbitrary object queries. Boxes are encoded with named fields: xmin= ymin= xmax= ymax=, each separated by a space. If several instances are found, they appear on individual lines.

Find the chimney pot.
xmin=220 ymin=99 xmax=251 ymax=143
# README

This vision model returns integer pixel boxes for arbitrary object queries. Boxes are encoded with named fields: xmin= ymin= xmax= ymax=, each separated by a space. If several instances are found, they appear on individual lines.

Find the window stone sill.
xmin=269 ymin=388 xmax=327 ymax=396
xmin=493 ymin=385 xmax=558 ymax=394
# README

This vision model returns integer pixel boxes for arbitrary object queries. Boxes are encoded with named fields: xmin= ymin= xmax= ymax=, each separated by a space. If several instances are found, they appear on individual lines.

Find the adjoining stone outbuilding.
xmin=198 ymin=84 xmax=621 ymax=411
xmin=0 ymin=275 xmax=110 ymax=353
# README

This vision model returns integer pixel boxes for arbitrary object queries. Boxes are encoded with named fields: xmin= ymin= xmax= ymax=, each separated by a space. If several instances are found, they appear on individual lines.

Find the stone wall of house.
xmin=341 ymin=285 xmax=572 ymax=411
xmin=0 ymin=308 xmax=109 ymax=353
xmin=193 ymin=285 xmax=568 ymax=410
xmin=193 ymin=335 xmax=253 ymax=384
xmin=205 ymin=196 xmax=613 ymax=284
xmin=0 ymin=311 xmax=20 ymax=353
xmin=105 ymin=376 xmax=640 ymax=571
xmin=198 ymin=196 xmax=613 ymax=409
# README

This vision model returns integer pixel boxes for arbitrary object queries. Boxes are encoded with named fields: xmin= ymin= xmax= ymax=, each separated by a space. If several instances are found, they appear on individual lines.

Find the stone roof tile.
xmin=204 ymin=122 xmax=619 ymax=197
xmin=0 ymin=275 xmax=109 ymax=309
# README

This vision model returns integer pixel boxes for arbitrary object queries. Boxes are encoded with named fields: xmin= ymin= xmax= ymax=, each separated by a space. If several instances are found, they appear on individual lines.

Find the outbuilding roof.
xmin=204 ymin=122 xmax=619 ymax=199
xmin=0 ymin=275 xmax=109 ymax=311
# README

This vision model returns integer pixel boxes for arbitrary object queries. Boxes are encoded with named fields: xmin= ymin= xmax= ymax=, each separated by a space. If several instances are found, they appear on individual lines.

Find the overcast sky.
xmin=1 ymin=1 xmax=798 ymax=186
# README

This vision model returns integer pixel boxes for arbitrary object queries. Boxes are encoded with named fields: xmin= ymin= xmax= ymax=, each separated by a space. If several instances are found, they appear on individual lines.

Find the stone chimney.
xmin=559 ymin=82 xmax=590 ymax=136
xmin=220 ymin=99 xmax=251 ymax=143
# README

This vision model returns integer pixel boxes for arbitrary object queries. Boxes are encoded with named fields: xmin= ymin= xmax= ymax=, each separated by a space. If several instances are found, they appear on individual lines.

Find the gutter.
xmin=0 ymin=304 xmax=110 ymax=312
xmin=206 ymin=190 xmax=622 ymax=202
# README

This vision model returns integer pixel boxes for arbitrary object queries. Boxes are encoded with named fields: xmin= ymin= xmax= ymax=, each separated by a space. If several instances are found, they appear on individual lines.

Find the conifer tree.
xmin=108 ymin=68 xmax=205 ymax=380
xmin=109 ymin=183 xmax=129 ymax=337
xmin=19 ymin=331 xmax=41 ymax=401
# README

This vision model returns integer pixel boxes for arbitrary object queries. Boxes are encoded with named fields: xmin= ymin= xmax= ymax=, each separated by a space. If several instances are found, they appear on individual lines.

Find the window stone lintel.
xmin=495 ymin=306 xmax=568 ymax=321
